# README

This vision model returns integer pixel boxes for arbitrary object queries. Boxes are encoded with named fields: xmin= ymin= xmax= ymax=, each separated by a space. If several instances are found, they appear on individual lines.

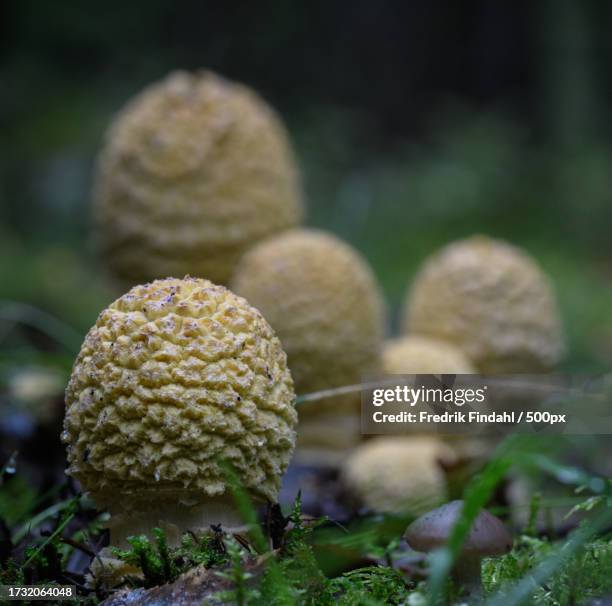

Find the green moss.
xmin=483 ymin=535 xmax=612 ymax=605
xmin=110 ymin=526 xmax=228 ymax=588
xmin=321 ymin=566 xmax=412 ymax=605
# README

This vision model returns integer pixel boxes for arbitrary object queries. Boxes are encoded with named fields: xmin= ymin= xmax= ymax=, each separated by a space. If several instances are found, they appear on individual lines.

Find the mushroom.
xmin=232 ymin=228 xmax=386 ymax=466
xmin=403 ymin=235 xmax=565 ymax=373
xmin=94 ymin=70 xmax=303 ymax=287
xmin=62 ymin=277 xmax=297 ymax=548
xmin=341 ymin=437 xmax=454 ymax=516
xmin=382 ymin=336 xmax=475 ymax=375
xmin=404 ymin=500 xmax=512 ymax=598
xmin=381 ymin=335 xmax=491 ymax=471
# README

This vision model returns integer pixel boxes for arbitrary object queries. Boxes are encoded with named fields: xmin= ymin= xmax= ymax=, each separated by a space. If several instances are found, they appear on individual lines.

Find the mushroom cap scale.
xmin=404 ymin=500 xmax=512 ymax=556
xmin=62 ymin=277 xmax=297 ymax=511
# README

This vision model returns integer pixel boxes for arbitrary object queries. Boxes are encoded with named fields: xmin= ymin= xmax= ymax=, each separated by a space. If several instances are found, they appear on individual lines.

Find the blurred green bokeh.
xmin=2 ymin=0 xmax=612 ymax=374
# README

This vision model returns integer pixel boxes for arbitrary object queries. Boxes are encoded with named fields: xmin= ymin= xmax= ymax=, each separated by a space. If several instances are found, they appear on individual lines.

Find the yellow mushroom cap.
xmin=62 ymin=277 xmax=297 ymax=511
xmin=231 ymin=229 xmax=386 ymax=407
xmin=94 ymin=70 xmax=303 ymax=287
xmin=341 ymin=437 xmax=450 ymax=515
xmin=383 ymin=336 xmax=475 ymax=374
xmin=403 ymin=236 xmax=565 ymax=373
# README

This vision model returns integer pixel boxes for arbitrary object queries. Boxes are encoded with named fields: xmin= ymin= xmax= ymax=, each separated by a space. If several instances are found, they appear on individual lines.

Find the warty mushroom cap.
xmin=94 ymin=70 xmax=303 ymax=286
xmin=403 ymin=235 xmax=565 ymax=373
xmin=62 ymin=277 xmax=297 ymax=513
xmin=341 ymin=437 xmax=453 ymax=515
xmin=404 ymin=500 xmax=512 ymax=556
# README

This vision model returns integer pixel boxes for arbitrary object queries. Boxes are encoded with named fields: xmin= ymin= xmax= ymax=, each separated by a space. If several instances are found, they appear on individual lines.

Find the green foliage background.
xmin=2 ymin=1 xmax=612 ymax=373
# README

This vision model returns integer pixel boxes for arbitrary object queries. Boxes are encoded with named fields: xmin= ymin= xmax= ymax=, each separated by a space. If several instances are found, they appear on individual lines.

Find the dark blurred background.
xmin=2 ymin=0 xmax=612 ymax=374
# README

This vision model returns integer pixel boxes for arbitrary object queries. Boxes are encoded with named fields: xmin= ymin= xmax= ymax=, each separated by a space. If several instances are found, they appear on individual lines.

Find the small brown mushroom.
xmin=404 ymin=500 xmax=512 ymax=598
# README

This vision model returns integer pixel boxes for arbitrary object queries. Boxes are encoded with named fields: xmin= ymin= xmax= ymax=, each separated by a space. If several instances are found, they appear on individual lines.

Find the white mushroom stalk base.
xmin=108 ymin=497 xmax=244 ymax=548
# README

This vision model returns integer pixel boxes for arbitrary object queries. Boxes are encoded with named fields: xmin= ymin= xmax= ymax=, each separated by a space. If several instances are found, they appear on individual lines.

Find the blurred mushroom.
xmin=404 ymin=500 xmax=512 ymax=598
xmin=341 ymin=437 xmax=454 ymax=516
xmin=381 ymin=335 xmax=492 ymax=486
xmin=382 ymin=336 xmax=475 ymax=375
xmin=232 ymin=229 xmax=386 ymax=467
xmin=94 ymin=70 xmax=303 ymax=287
xmin=403 ymin=235 xmax=565 ymax=373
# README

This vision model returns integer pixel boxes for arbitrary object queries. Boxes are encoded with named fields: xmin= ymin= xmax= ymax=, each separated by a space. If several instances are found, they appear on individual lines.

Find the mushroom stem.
xmin=108 ymin=497 xmax=244 ymax=547
xmin=451 ymin=554 xmax=484 ymax=600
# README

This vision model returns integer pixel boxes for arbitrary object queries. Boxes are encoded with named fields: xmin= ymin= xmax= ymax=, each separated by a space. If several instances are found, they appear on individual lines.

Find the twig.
xmin=59 ymin=536 xmax=96 ymax=558
xmin=295 ymin=375 xmax=612 ymax=405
